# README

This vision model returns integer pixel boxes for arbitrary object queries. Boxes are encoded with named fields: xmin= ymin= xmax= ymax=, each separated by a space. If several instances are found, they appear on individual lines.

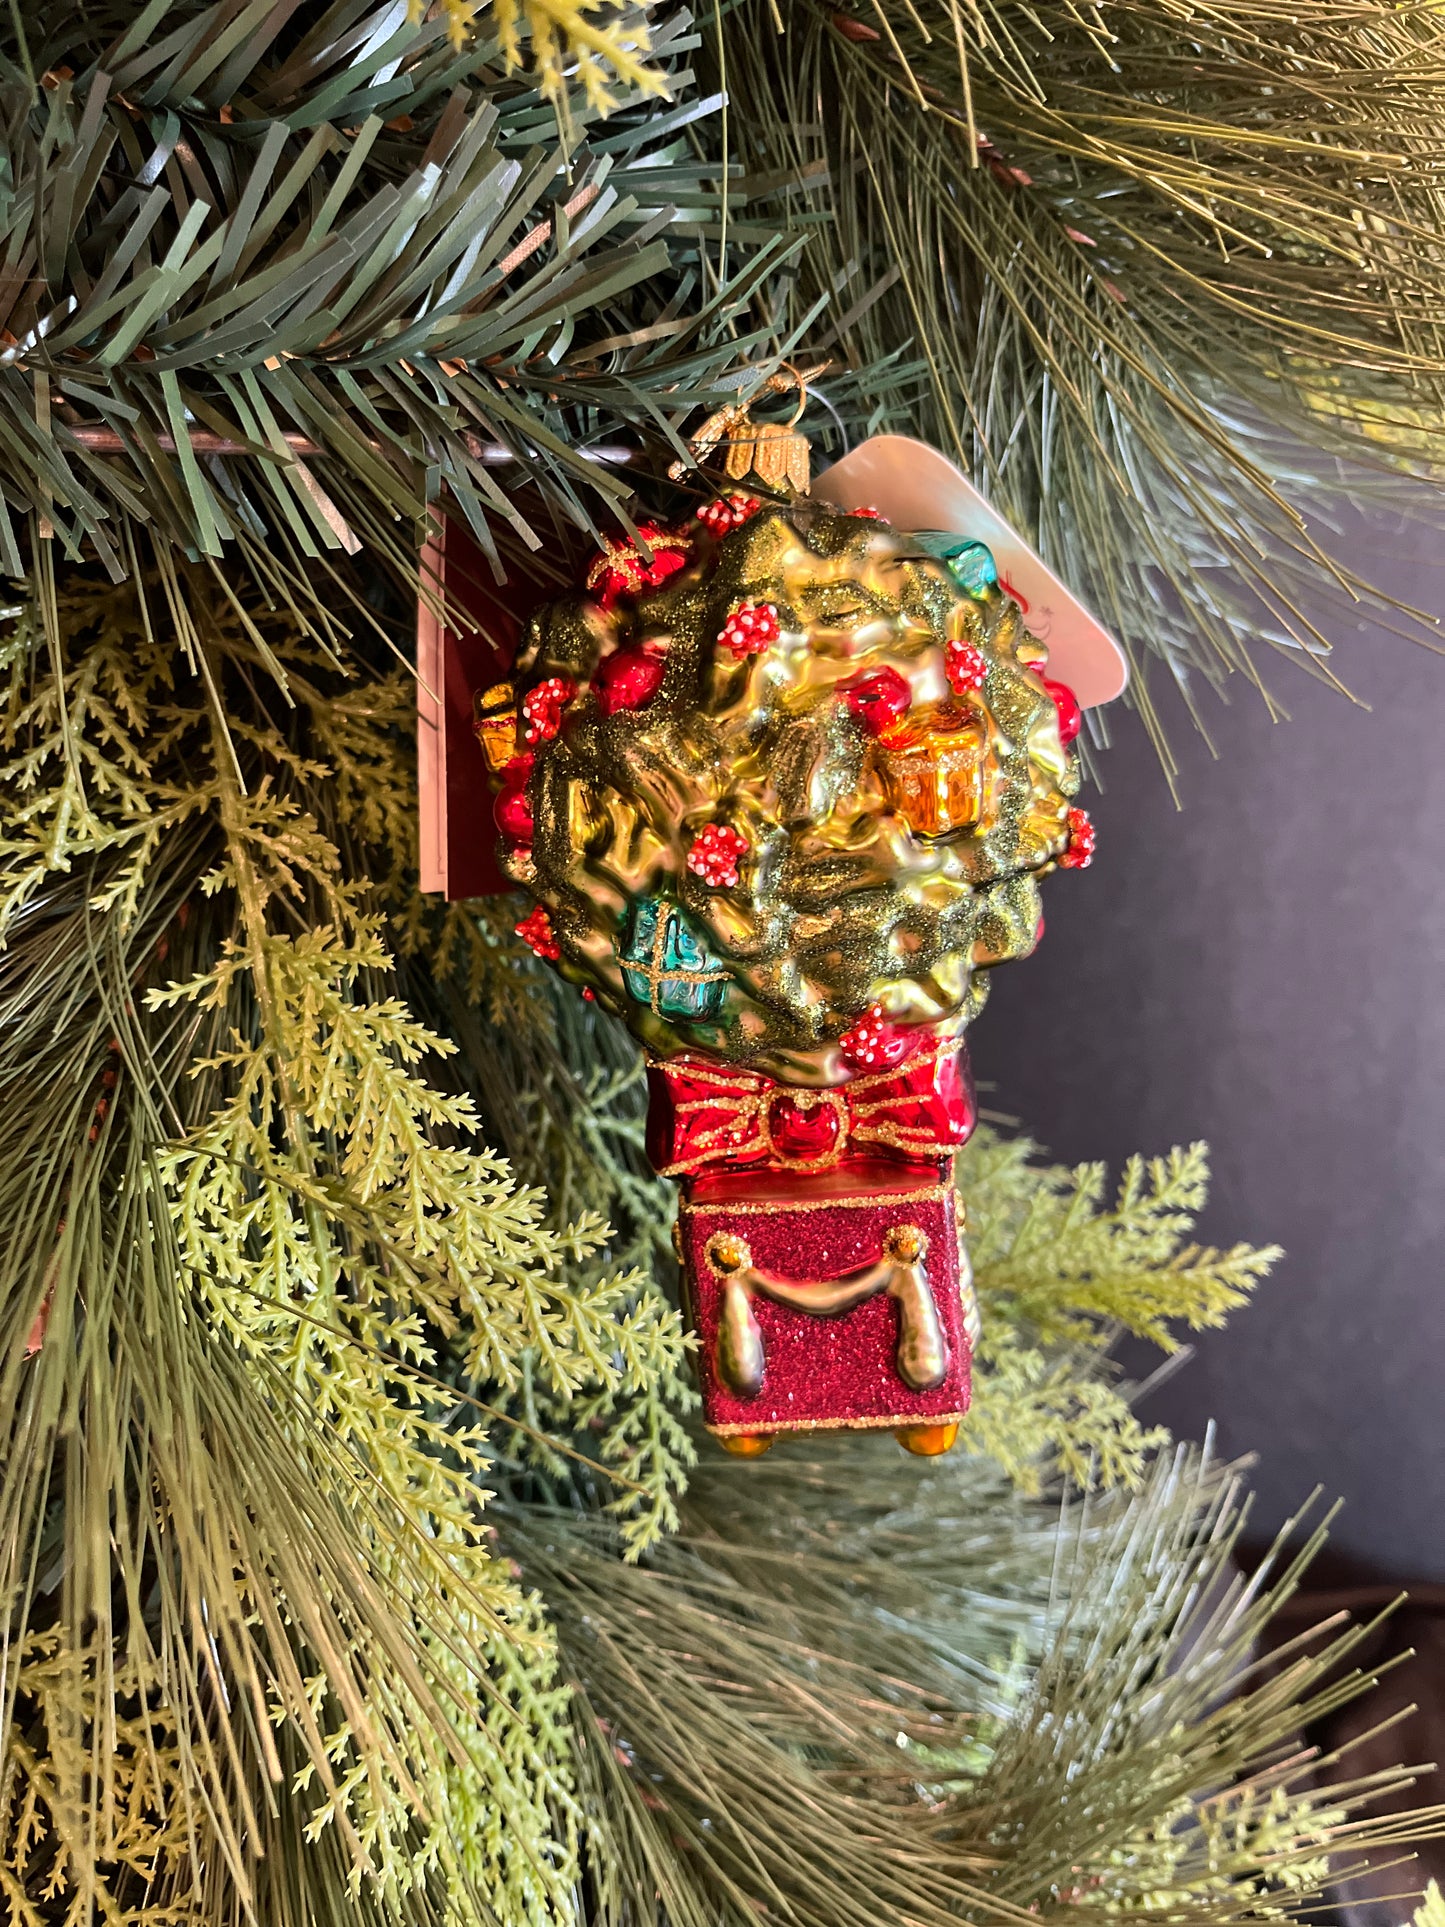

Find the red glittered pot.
xmin=644 ymin=1035 xmax=978 ymax=1452
xmin=676 ymin=1160 xmax=973 ymax=1443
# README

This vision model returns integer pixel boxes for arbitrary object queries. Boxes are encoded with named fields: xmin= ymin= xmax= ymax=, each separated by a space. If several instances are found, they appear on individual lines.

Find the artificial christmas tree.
xmin=2 ymin=3 xmax=1444 ymax=1923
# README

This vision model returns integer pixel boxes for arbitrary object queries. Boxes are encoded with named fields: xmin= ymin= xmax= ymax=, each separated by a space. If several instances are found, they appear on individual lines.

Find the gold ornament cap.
xmin=669 ymin=363 xmax=828 ymax=498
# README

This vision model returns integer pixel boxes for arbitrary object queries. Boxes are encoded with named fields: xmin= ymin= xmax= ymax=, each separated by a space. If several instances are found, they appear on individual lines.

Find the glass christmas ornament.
xmin=478 ymin=412 xmax=1123 ymax=1454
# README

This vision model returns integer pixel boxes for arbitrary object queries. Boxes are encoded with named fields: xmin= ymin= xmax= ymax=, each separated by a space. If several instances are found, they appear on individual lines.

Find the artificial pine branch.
xmin=0 ymin=563 xmax=693 ymax=1924
xmin=0 ymin=0 xmax=801 ymax=635
xmin=716 ymin=0 xmax=1445 ymax=753
xmin=515 ymin=1443 xmax=1444 ymax=1927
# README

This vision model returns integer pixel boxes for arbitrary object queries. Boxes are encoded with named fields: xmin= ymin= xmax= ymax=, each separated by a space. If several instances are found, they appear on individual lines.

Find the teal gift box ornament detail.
xmin=620 ymin=898 xmax=731 ymax=1020
xmin=909 ymin=531 xmax=999 ymax=599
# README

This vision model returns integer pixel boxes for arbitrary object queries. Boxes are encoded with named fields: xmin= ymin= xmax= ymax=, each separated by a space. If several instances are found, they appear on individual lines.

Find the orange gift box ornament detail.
xmin=479 ymin=380 xmax=1126 ymax=1457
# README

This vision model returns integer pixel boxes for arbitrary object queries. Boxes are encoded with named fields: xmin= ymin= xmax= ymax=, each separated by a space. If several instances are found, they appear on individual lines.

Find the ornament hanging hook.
xmin=781 ymin=361 xmax=813 ymax=431
xmin=670 ymin=361 xmax=829 ymax=488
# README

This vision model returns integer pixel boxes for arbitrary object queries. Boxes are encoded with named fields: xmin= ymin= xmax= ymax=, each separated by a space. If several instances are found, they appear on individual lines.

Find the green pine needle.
xmin=0 ymin=1 xmax=801 ymax=637
xmin=714 ymin=0 xmax=1445 ymax=759
xmin=514 ymin=1443 xmax=1444 ymax=1927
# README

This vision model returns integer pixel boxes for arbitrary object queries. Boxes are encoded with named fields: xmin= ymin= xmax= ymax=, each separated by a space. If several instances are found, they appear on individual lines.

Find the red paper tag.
xmin=416 ymin=520 xmax=541 ymax=899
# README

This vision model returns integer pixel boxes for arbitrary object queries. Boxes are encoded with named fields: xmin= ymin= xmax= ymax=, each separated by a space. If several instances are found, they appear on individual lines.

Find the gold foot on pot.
xmin=717 ymin=1431 xmax=775 ymax=1458
xmin=896 ymin=1421 xmax=959 ymax=1457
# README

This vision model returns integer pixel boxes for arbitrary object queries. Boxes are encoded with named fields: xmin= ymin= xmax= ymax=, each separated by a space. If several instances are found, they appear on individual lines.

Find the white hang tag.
xmin=810 ymin=434 xmax=1128 ymax=707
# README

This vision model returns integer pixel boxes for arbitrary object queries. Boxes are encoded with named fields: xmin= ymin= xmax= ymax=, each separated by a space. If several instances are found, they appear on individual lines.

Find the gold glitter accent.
xmin=702 ymin=1222 xmax=945 ymax=1396
xmin=679 ymin=1184 xmax=949 ymax=1217
xmin=708 ymin=1409 xmax=966 ymax=1438
xmin=669 ymin=364 xmax=826 ymax=494
xmin=721 ymin=419 xmax=811 ymax=495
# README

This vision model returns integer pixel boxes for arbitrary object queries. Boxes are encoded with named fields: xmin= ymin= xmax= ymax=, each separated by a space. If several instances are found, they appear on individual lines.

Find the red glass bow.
xmin=645 ymin=1038 xmax=975 ymax=1179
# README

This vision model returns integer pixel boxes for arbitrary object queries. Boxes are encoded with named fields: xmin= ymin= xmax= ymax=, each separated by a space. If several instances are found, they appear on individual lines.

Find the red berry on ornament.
xmin=516 ymin=905 xmax=561 ymax=960
xmin=849 ymin=505 xmax=885 ymax=520
xmin=838 ymin=1003 xmax=922 ymax=1072
xmin=522 ymin=676 xmax=575 ymax=746
xmin=1059 ymin=806 xmax=1096 ymax=869
xmin=718 ymin=600 xmax=781 ymax=658
xmin=945 ymin=639 xmax=988 ymax=695
xmin=1042 ymin=676 xmax=1082 ymax=745
xmin=688 ymin=822 xmax=749 ymax=889
xmin=842 ymin=665 xmax=912 ymax=737
xmin=596 ymin=645 xmax=667 ymax=715
xmin=696 ymin=493 xmax=761 ymax=536
xmin=586 ymin=525 xmax=688 ymax=607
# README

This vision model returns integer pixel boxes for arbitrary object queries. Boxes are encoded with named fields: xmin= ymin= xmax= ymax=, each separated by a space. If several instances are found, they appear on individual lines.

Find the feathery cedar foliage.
xmin=421 ymin=0 xmax=669 ymax=111
xmin=959 ymin=1130 xmax=1277 ymax=1490
xmin=0 ymin=564 xmax=692 ymax=1924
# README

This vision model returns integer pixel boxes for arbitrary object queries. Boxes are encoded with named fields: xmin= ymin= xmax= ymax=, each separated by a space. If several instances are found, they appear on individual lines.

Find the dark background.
xmin=971 ymin=503 xmax=1445 ymax=1583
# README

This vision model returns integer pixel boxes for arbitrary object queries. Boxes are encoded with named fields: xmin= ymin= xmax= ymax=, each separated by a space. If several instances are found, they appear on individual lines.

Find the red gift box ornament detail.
xmin=645 ymin=1042 xmax=975 ymax=1178
xmin=486 ymin=397 xmax=1109 ymax=1458
xmin=708 ymin=1222 xmax=945 ymax=1400
xmin=586 ymin=525 xmax=689 ymax=608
